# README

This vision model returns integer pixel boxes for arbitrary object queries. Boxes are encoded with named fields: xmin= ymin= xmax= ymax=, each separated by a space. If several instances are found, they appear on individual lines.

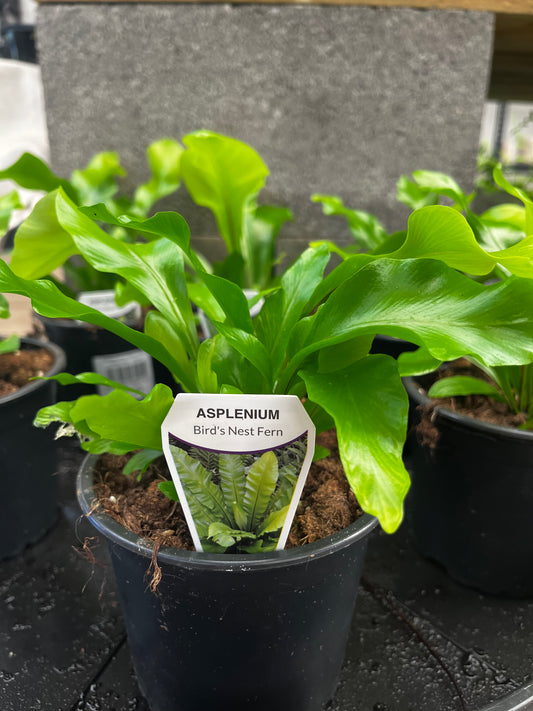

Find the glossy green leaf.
xmin=395 ymin=174 xmax=438 ymax=210
xmin=243 ymin=451 xmax=279 ymax=530
xmin=180 ymin=130 xmax=269 ymax=253
xmin=303 ymin=254 xmax=375 ymax=316
xmin=243 ymin=203 xmax=292 ymax=289
xmin=480 ymin=203 xmax=526 ymax=232
xmin=70 ymin=385 xmax=174 ymax=451
xmin=123 ymin=449 xmax=163 ymax=476
xmin=410 ymin=170 xmax=470 ymax=209
xmin=282 ymin=258 xmax=533 ymax=391
xmin=0 ymin=190 xmax=23 ymax=236
xmin=70 ymin=151 xmax=125 ymax=206
xmin=54 ymin=192 xmax=200 ymax=355
xmin=196 ymin=339 xmax=218 ymax=393
xmin=301 ymin=355 xmax=410 ymax=533
xmin=158 ymin=479 xmax=179 ymax=501
xmin=212 ymin=322 xmax=272 ymax=388
xmin=428 ymin=375 xmax=506 ymax=402
xmin=41 ymin=371 xmax=146 ymax=396
xmin=313 ymin=445 xmax=330 ymax=462
xmin=80 ymin=203 xmax=254 ymax=334
xmin=144 ymin=309 xmax=196 ymax=392
xmin=397 ymin=347 xmax=441 ymax=377
xmin=210 ymin=336 xmax=265 ymax=394
xmin=0 ymin=259 xmax=185 ymax=378
xmin=132 ymin=138 xmax=182 ymax=216
xmin=388 ymin=206 xmax=498 ymax=275
xmin=10 ymin=192 xmax=78 ymax=279
xmin=0 ymin=334 xmax=20 ymax=354
xmin=0 ymin=152 xmax=74 ymax=197
xmin=317 ymin=334 xmax=374 ymax=373
xmin=493 ymin=165 xmax=533 ymax=235
xmin=311 ymin=194 xmax=387 ymax=251
xmin=255 ymin=244 xmax=330 ymax=375
xmin=0 ymin=294 xmax=10 ymax=318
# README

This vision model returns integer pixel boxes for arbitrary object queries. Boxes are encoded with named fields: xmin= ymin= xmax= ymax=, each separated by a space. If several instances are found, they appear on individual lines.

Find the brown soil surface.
xmin=0 ymin=346 xmax=54 ymax=397
xmin=414 ymin=359 xmax=528 ymax=449
xmin=92 ymin=429 xmax=362 ymax=553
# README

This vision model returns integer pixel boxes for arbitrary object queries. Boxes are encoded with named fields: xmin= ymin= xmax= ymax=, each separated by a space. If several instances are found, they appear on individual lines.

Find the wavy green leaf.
xmin=0 ymin=190 xmax=23 ymax=236
xmin=70 ymin=151 xmax=125 ymax=206
xmin=0 ymin=334 xmax=20 ymax=354
xmin=70 ymin=385 xmax=174 ymax=451
xmin=0 ymin=152 xmax=74 ymax=197
xmin=0 ymin=294 xmax=9 ymax=318
xmin=388 ymin=206 xmax=503 ymax=275
xmin=41 ymin=371 xmax=146 ymax=396
xmin=180 ymin=130 xmax=269 ymax=254
xmin=428 ymin=375 xmax=506 ymax=402
xmin=255 ymin=244 xmax=330 ymax=376
xmin=212 ymin=322 xmax=272 ymax=389
xmin=493 ymin=165 xmax=533 ymax=235
xmin=0 ymin=259 xmax=184 ymax=378
xmin=301 ymin=355 xmax=410 ymax=533
xmin=282 ymin=258 xmax=533 ymax=392
xmin=10 ymin=192 xmax=78 ymax=279
xmin=132 ymin=138 xmax=182 ymax=216
xmin=123 ymin=449 xmax=163 ymax=476
xmin=311 ymin=194 xmax=387 ymax=251
xmin=243 ymin=203 xmax=292 ymax=289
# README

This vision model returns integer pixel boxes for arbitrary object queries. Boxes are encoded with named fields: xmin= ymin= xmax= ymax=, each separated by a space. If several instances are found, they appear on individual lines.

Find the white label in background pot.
xmin=161 ymin=394 xmax=315 ymax=553
xmin=78 ymin=289 xmax=141 ymax=323
xmin=92 ymin=350 xmax=155 ymax=397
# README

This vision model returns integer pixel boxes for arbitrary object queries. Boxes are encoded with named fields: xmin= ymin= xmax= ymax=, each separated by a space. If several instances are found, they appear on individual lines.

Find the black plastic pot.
xmin=370 ymin=334 xmax=418 ymax=360
xmin=404 ymin=376 xmax=533 ymax=597
xmin=37 ymin=315 xmax=177 ymax=398
xmin=77 ymin=454 xmax=378 ymax=711
xmin=0 ymin=337 xmax=66 ymax=559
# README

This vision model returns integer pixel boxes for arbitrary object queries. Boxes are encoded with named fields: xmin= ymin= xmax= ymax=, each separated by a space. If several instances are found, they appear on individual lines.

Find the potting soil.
xmin=93 ymin=428 xmax=363 ymax=552
xmin=0 ymin=347 xmax=54 ymax=396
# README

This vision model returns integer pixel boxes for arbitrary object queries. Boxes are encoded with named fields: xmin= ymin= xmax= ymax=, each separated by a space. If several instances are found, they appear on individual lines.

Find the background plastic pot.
xmin=0 ymin=337 xmax=66 ymax=559
xmin=77 ymin=454 xmax=378 ymax=711
xmin=370 ymin=334 xmax=418 ymax=360
xmin=404 ymin=376 xmax=533 ymax=597
xmin=37 ymin=314 xmax=177 ymax=398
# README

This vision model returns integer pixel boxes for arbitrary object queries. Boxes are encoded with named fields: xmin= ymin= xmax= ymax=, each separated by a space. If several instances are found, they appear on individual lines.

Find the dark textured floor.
xmin=1 ymin=439 xmax=532 ymax=711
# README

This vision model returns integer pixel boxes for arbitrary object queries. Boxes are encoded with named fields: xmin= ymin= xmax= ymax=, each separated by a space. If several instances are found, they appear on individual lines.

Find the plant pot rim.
xmin=77 ymin=453 xmax=379 ymax=572
xmin=403 ymin=375 xmax=533 ymax=443
xmin=0 ymin=336 xmax=66 ymax=406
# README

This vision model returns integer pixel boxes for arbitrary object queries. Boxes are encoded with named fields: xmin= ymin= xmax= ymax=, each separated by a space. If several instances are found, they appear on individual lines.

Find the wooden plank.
xmin=489 ymin=14 xmax=533 ymax=100
xmin=34 ymin=0 xmax=533 ymax=13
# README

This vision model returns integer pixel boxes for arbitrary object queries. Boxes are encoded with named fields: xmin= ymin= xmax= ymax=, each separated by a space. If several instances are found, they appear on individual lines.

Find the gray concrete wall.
xmin=36 ymin=4 xmax=494 ymax=262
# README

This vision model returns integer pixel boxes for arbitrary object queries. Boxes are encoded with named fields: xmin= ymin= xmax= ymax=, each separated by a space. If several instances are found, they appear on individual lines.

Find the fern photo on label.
xmin=163 ymin=433 xmax=308 ymax=553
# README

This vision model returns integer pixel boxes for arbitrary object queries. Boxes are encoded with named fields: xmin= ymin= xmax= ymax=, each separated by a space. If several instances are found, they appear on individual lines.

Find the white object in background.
xmin=19 ymin=0 xmax=38 ymax=24
xmin=0 ymin=59 xmax=50 ymax=226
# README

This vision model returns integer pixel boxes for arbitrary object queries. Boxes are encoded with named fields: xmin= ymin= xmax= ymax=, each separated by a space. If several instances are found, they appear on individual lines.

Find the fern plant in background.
xmin=1 ymin=131 xmax=291 ymax=300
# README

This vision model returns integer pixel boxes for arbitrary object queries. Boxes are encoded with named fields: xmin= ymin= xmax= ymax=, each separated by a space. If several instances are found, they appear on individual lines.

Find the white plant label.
xmin=78 ymin=289 xmax=141 ymax=322
xmin=92 ymin=349 xmax=155 ymax=397
xmin=161 ymin=393 xmax=316 ymax=553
